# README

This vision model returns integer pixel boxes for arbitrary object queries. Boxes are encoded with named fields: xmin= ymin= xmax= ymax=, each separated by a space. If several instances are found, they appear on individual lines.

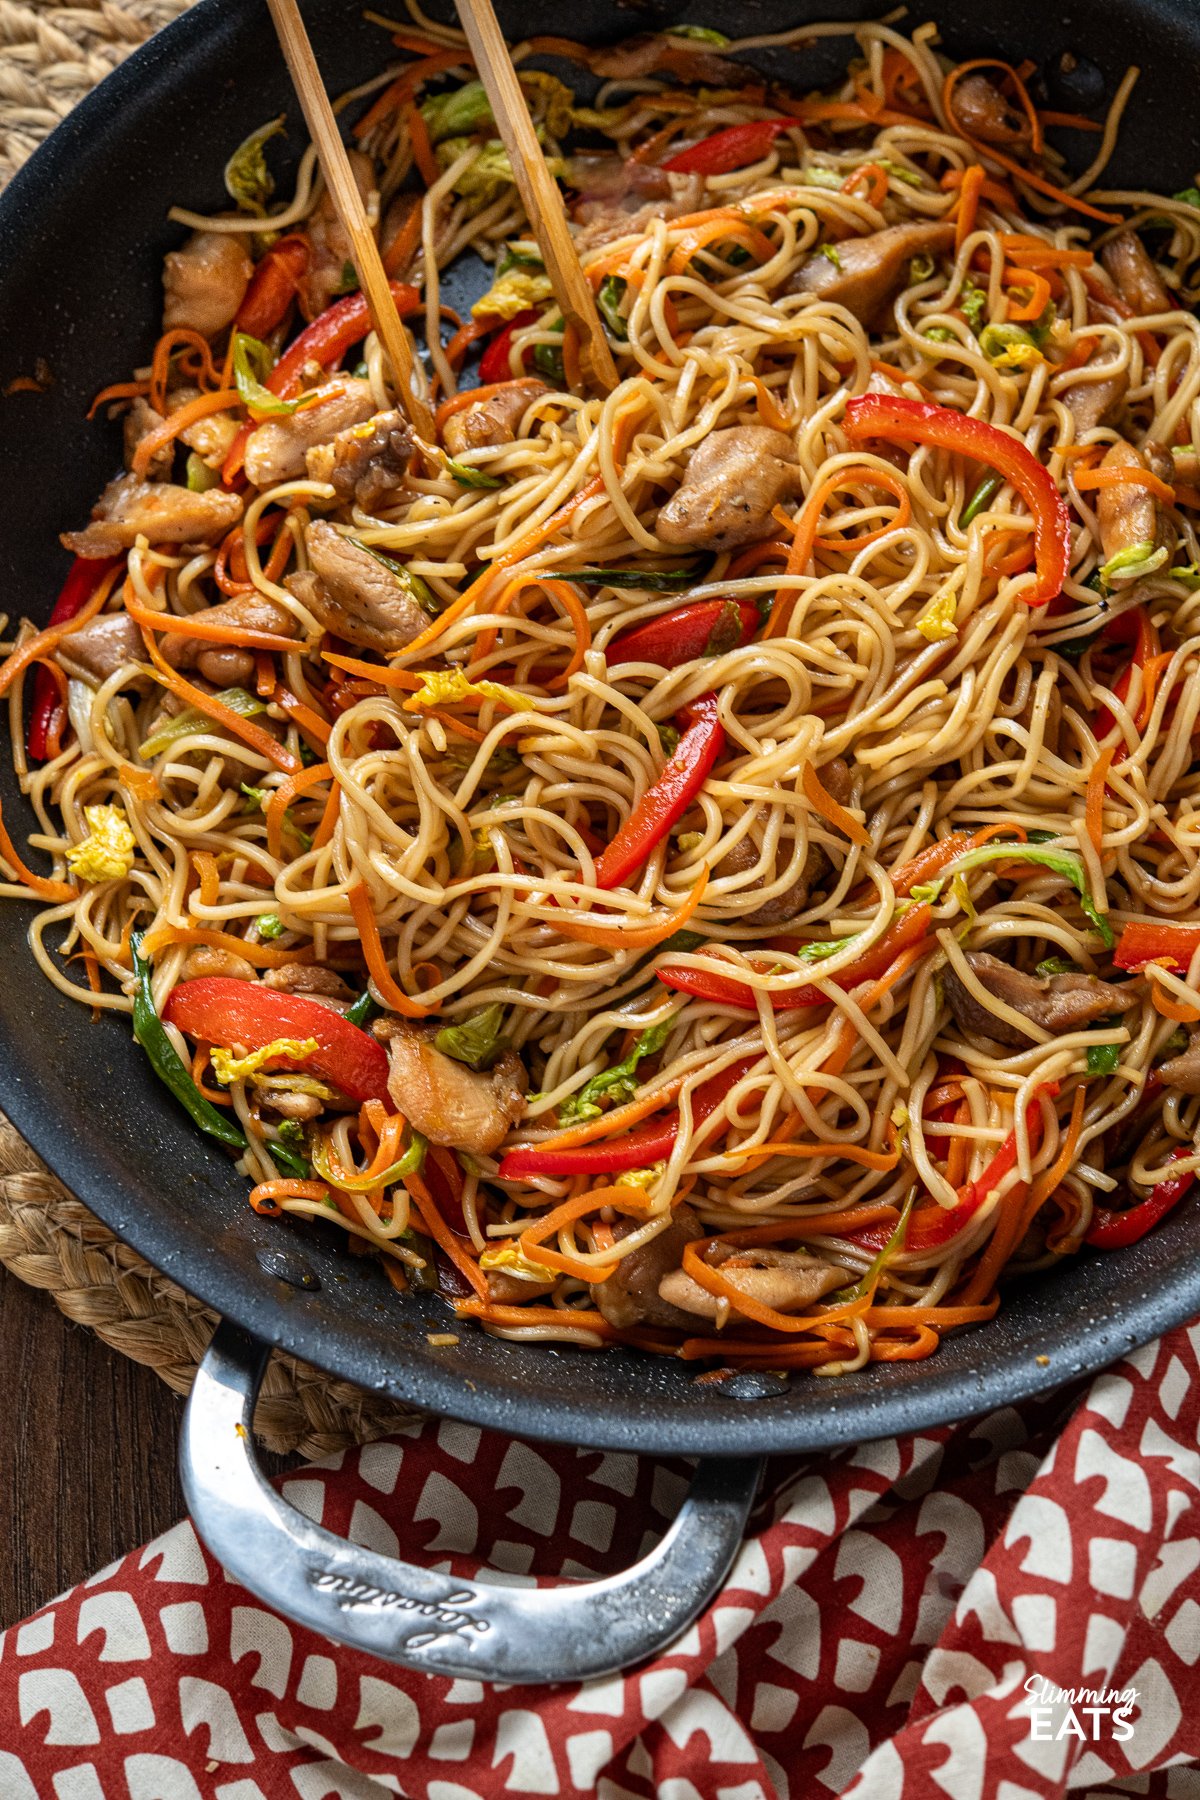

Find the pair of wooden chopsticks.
xmin=263 ymin=0 xmax=617 ymax=444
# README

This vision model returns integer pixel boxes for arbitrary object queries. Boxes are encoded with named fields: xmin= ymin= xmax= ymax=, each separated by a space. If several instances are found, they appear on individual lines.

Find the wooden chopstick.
xmin=456 ymin=0 xmax=619 ymax=395
xmin=264 ymin=0 xmax=437 ymax=440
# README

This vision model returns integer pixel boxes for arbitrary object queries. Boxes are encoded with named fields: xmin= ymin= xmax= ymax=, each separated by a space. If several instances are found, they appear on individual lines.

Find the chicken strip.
xmin=160 ymin=589 xmax=299 ymax=688
xmin=1094 ymin=439 xmax=1175 ymax=580
xmin=591 ymin=1203 xmax=708 ymax=1331
xmin=61 ymin=476 xmax=242 ymax=557
xmin=285 ymin=519 xmax=428 ymax=653
xmin=657 ymin=426 xmax=800 ymax=550
xmin=1159 ymin=1029 xmax=1200 ymax=1095
xmin=55 ymin=613 xmax=144 ymax=687
xmin=376 ymin=1017 xmax=526 ymax=1156
xmin=441 ymin=379 xmax=550 ymax=458
xmin=243 ymin=380 xmax=378 ymax=489
xmin=950 ymin=73 xmax=1033 ymax=145
xmin=785 ymin=221 xmax=956 ymax=329
xmin=943 ymin=950 xmax=1134 ymax=1048
xmin=163 ymin=230 xmax=252 ymax=338
xmin=1101 ymin=231 xmax=1173 ymax=317
xmin=300 ymin=151 xmax=378 ymax=320
xmin=306 ymin=409 xmax=414 ymax=511
xmin=1060 ymin=367 xmax=1128 ymax=434
xmin=123 ymin=397 xmax=173 ymax=480
xmin=659 ymin=1244 xmax=849 ymax=1321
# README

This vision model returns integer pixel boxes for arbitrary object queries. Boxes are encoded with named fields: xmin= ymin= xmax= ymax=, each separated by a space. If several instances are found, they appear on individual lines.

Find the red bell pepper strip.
xmin=268 ymin=281 xmax=422 ymax=400
xmin=657 ymin=904 xmax=932 ymax=1012
xmin=905 ymin=1081 xmax=1057 ymax=1253
xmin=594 ymin=693 xmax=725 ymax=889
xmin=163 ymin=978 xmax=391 ymax=1106
xmin=478 ymin=308 xmax=540 ymax=385
xmin=1086 ymin=1145 xmax=1195 ymax=1248
xmin=26 ymin=555 xmax=121 ymax=760
xmin=843 ymin=394 xmax=1072 ymax=606
xmin=1114 ymin=920 xmax=1200 ymax=975
xmin=663 ymin=120 xmax=793 ymax=175
xmin=235 ymin=235 xmax=311 ymax=340
xmin=497 ymin=1052 xmax=759 ymax=1179
xmin=608 ymin=598 xmax=759 ymax=669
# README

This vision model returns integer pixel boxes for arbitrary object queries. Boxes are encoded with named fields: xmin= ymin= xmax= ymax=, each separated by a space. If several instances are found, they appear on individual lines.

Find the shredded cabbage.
xmin=210 ymin=1038 xmax=320 ymax=1085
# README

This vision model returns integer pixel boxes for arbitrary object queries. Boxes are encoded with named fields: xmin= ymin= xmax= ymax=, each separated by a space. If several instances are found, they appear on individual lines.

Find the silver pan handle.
xmin=180 ymin=1319 xmax=763 ymax=1684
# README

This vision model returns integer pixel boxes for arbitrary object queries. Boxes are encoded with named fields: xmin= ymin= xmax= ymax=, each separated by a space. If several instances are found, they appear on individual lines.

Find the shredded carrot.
xmin=813 ymin=465 xmax=912 ymax=553
xmin=1004 ymin=266 xmax=1052 ymax=321
xmin=561 ymin=321 xmax=583 ymax=392
xmin=453 ymin=1298 xmax=617 ymax=1333
xmin=962 ymin=1086 xmax=1086 ymax=1304
xmin=347 ymin=881 xmax=430 ymax=1018
xmin=0 ymin=563 xmax=122 ymax=700
xmin=149 ymin=328 xmax=221 ymax=415
xmin=0 ymin=797 xmax=77 ymax=902
xmin=192 ymin=1044 xmax=232 ymax=1106
xmin=841 ymin=160 xmax=889 ymax=208
xmin=888 ymin=830 xmax=974 ymax=896
xmin=469 ymin=575 xmax=591 ymax=687
xmin=1149 ymin=970 xmax=1200 ymax=1025
xmin=139 ymin=623 xmax=301 ymax=774
xmin=727 ymin=1139 xmax=900 ymax=1172
xmin=998 ymin=232 xmax=1094 ymax=269
xmin=138 ymin=925 xmax=310 ymax=969
xmin=406 ymin=1178 xmax=488 ymax=1298
xmin=193 ymin=850 xmax=221 ymax=908
xmin=1074 ymin=464 xmax=1177 ymax=505
xmin=403 ymin=100 xmax=440 ymax=185
xmin=314 ymin=778 xmax=341 ymax=850
xmin=123 ymin=589 xmax=301 ymax=654
xmin=383 ymin=199 xmax=423 ymax=278
xmin=803 ymin=760 xmax=870 ymax=849
xmin=250 ymin=1177 xmax=327 ymax=1216
xmin=765 ymin=464 xmax=911 ymax=638
xmin=131 ymin=388 xmax=239 ymax=479
xmin=667 ymin=210 xmax=774 ymax=276
xmin=518 ymin=1078 xmax=687 ymax=1155
xmin=265 ymin=761 xmax=333 ymax=859
xmin=944 ymin=1098 xmax=973 ymax=1189
xmin=752 ymin=378 xmax=791 ymax=433
xmin=955 ymin=163 xmax=986 ymax=251
xmin=274 ymin=685 xmax=332 ymax=751
xmin=518 ymin=1186 xmax=650 ymax=1282
xmin=87 ymin=380 xmax=152 ymax=420
xmin=547 ymin=867 xmax=710 ymax=951
xmin=944 ymin=66 xmax=1121 ymax=223
xmin=940 ymin=167 xmax=1017 ymax=210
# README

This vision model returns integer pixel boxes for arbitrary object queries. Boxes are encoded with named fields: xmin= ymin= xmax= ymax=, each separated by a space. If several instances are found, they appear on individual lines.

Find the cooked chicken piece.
xmin=243 ymin=380 xmax=378 ymax=489
xmin=1094 ymin=439 xmax=1175 ymax=577
xmin=486 ymin=1268 xmax=555 ymax=1304
xmin=950 ymin=73 xmax=1032 ymax=144
xmin=381 ymin=192 xmax=421 ymax=279
xmin=167 ymin=386 xmax=241 ymax=466
xmin=784 ymin=220 xmax=956 ymax=329
xmin=1159 ymin=1029 xmax=1200 ymax=1094
xmin=1174 ymin=447 xmax=1200 ymax=488
xmin=659 ymin=1244 xmax=849 ymax=1321
xmin=55 ymin=613 xmax=144 ymax=687
xmin=286 ymin=519 xmax=428 ymax=653
xmin=591 ymin=1203 xmax=708 ymax=1331
xmin=163 ymin=230 xmax=253 ymax=338
xmin=306 ymin=409 xmax=414 ymax=512
xmin=657 ymin=426 xmax=800 ymax=550
xmin=61 ymin=476 xmax=242 ymax=557
xmin=943 ymin=950 xmax=1134 ymax=1048
xmin=1101 ymin=231 xmax=1173 ymax=317
xmin=123 ymin=397 xmax=172 ymax=480
xmin=264 ymin=1090 xmax=324 ymax=1121
xmin=376 ymin=1017 xmax=526 ymax=1155
xmin=261 ymin=962 xmax=353 ymax=1001
xmin=159 ymin=590 xmax=299 ymax=689
xmin=442 ymin=380 xmax=550 ymax=459
xmin=718 ymin=759 xmax=851 ymax=924
xmin=300 ymin=151 xmax=377 ymax=319
xmin=574 ymin=194 xmax=695 ymax=256
xmin=1060 ymin=367 xmax=1128 ymax=434
xmin=590 ymin=32 xmax=742 ymax=84
xmin=183 ymin=946 xmax=256 ymax=982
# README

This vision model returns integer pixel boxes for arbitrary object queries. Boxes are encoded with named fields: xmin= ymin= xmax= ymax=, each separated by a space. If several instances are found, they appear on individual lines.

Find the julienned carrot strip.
xmin=407 ymin=1182 xmax=489 ymax=1300
xmin=131 ymin=388 xmax=239 ymax=479
xmin=721 ymin=1207 xmax=902 ymax=1244
xmin=274 ymin=685 xmax=332 ymax=749
xmin=812 ymin=466 xmax=911 ymax=552
xmin=889 ymin=830 xmax=974 ymax=896
xmin=322 ymin=649 xmax=422 ymax=692
xmin=138 ymin=925 xmax=314 ymax=968
xmin=249 ymin=1178 xmax=328 ymax=1216
xmin=727 ymin=1140 xmax=900 ymax=1172
xmin=314 ymin=779 xmax=341 ymax=850
xmin=802 ymin=760 xmax=870 ymax=849
xmin=123 ymin=590 xmax=301 ymax=654
xmin=0 ymin=798 xmax=77 ymax=901
xmin=149 ymin=328 xmax=221 ymax=415
xmin=518 ymin=1186 xmax=650 ymax=1280
xmin=0 ymin=563 xmax=123 ymax=699
xmin=955 ymin=164 xmax=985 ymax=251
xmin=765 ymin=464 xmax=911 ymax=638
xmin=1004 ymin=267 xmax=1052 ymax=321
xmin=87 ymin=380 xmax=152 ymax=420
xmin=1086 ymin=744 xmax=1115 ymax=854
xmin=266 ymin=761 xmax=332 ymax=859
xmin=841 ymin=161 xmax=889 ymax=208
xmin=1075 ymin=465 xmax=1177 ymax=505
xmin=453 ymin=1299 xmax=617 ymax=1333
xmin=193 ymin=850 xmax=221 ymax=908
xmin=140 ymin=627 xmax=301 ymax=774
xmin=1149 ymin=973 xmax=1200 ymax=1025
xmin=943 ymin=64 xmax=1121 ymax=225
xmin=998 ymin=233 xmax=1094 ymax=269
xmin=963 ymin=1086 xmax=1085 ymax=1304
xmin=347 ymin=881 xmax=430 ymax=1019
xmin=402 ymin=101 xmax=440 ymax=186
xmin=546 ymin=868 xmax=709 ymax=950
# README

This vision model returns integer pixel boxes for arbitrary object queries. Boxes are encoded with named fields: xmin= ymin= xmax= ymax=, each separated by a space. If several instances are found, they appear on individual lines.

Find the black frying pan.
xmin=0 ymin=0 xmax=1196 ymax=1681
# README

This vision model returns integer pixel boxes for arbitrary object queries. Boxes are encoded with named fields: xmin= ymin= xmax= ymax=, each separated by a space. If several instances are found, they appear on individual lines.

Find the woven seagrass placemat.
xmin=0 ymin=0 xmax=420 ymax=1458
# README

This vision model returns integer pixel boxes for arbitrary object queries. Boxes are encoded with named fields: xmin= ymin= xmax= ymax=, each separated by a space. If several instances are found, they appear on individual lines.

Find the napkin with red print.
xmin=0 ymin=1324 xmax=1198 ymax=1798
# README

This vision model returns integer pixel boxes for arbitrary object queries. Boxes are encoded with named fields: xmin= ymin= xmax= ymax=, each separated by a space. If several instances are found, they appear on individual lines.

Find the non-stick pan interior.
xmin=0 ymin=0 xmax=1196 ymax=1456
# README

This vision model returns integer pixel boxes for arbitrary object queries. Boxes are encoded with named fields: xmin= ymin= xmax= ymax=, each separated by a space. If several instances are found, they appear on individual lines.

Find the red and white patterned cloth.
xmin=1 ymin=1326 xmax=1199 ymax=1797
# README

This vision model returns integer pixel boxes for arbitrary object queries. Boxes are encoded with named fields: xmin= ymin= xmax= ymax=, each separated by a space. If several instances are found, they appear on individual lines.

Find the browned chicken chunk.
xmin=717 ymin=759 xmax=852 ymax=924
xmin=168 ymin=386 xmax=241 ymax=467
xmin=161 ymin=590 xmax=299 ymax=688
xmin=261 ymin=963 xmax=354 ymax=1002
xmin=381 ymin=192 xmax=421 ymax=278
xmin=306 ymin=409 xmax=414 ymax=511
xmin=1094 ymin=440 xmax=1175 ymax=578
xmin=1060 ymin=367 xmax=1128 ymax=434
xmin=657 ymin=426 xmax=799 ymax=550
xmin=61 ymin=476 xmax=242 ymax=557
xmin=1159 ymin=1029 xmax=1200 ymax=1095
xmin=591 ymin=1202 xmax=707 ymax=1331
xmin=243 ymin=380 xmax=378 ymax=489
xmin=376 ymin=1017 xmax=526 ymax=1155
xmin=163 ymin=230 xmax=253 ymax=338
xmin=55 ymin=613 xmax=144 ymax=687
xmin=286 ymin=520 xmax=429 ymax=653
xmin=442 ymin=379 xmax=550 ymax=459
xmin=300 ymin=151 xmax=377 ymax=320
xmin=590 ymin=32 xmax=741 ymax=84
xmin=1101 ymin=231 xmax=1173 ymax=317
xmin=659 ymin=1244 xmax=849 ymax=1321
xmin=183 ymin=946 xmax=256 ymax=982
xmin=785 ymin=221 xmax=955 ymax=328
xmin=943 ymin=951 xmax=1133 ymax=1048
xmin=950 ymin=73 xmax=1033 ymax=144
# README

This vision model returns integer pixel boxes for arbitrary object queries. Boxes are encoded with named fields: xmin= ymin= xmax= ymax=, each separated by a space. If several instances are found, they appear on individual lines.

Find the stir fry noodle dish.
xmin=5 ymin=9 xmax=1200 ymax=1375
